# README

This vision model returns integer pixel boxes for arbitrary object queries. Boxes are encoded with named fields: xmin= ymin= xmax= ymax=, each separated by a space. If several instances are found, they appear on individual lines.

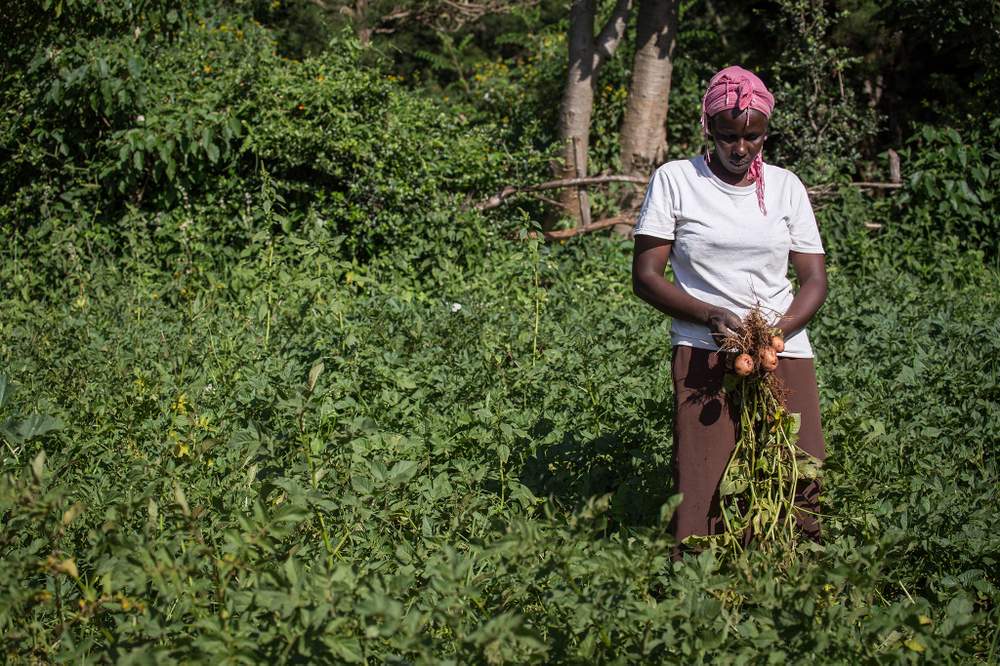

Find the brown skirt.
xmin=670 ymin=345 xmax=826 ymax=544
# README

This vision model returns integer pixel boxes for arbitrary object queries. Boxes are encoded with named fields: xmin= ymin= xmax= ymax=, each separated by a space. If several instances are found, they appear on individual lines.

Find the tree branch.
xmin=850 ymin=181 xmax=903 ymax=189
xmin=593 ymin=0 xmax=634 ymax=71
xmin=479 ymin=175 xmax=904 ymax=211
xmin=527 ymin=211 xmax=636 ymax=240
xmin=477 ymin=174 xmax=648 ymax=210
xmin=373 ymin=0 xmax=537 ymax=33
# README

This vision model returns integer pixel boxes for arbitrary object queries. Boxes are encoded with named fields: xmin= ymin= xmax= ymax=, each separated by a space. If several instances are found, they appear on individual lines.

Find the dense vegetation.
xmin=1 ymin=0 xmax=997 ymax=662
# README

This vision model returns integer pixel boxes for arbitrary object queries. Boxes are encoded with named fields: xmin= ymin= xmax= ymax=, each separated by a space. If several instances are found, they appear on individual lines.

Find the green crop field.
xmin=2 ymin=1 xmax=998 ymax=662
xmin=2 ymin=221 xmax=998 ymax=662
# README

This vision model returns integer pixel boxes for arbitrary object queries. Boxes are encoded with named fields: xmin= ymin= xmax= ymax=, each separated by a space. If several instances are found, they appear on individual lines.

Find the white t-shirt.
xmin=634 ymin=155 xmax=824 ymax=358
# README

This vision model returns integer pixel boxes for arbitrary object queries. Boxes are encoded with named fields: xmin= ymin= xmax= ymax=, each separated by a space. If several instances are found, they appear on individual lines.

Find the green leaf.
xmin=2 ymin=414 xmax=63 ymax=444
xmin=395 ymin=374 xmax=417 ymax=390
xmin=795 ymin=456 xmax=824 ymax=479
xmin=789 ymin=412 xmax=801 ymax=436
xmin=284 ymin=557 xmax=300 ymax=586
xmin=0 ymin=374 xmax=11 ymax=408
xmin=173 ymin=483 xmax=190 ymax=516
xmin=388 ymin=460 xmax=420 ymax=484
xmin=719 ymin=475 xmax=747 ymax=497
xmin=508 ymin=481 xmax=538 ymax=509
xmin=351 ymin=474 xmax=374 ymax=495
xmin=274 ymin=505 xmax=311 ymax=523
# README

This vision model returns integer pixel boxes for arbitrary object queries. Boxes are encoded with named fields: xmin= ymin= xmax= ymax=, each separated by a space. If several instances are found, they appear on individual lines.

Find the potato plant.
xmin=1 ymin=220 xmax=997 ymax=661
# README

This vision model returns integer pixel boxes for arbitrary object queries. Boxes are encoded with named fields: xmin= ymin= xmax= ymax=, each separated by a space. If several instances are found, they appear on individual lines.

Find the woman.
xmin=631 ymin=65 xmax=827 ymax=548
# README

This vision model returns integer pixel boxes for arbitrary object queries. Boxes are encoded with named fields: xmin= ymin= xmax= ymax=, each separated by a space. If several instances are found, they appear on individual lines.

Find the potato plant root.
xmin=697 ymin=305 xmax=822 ymax=557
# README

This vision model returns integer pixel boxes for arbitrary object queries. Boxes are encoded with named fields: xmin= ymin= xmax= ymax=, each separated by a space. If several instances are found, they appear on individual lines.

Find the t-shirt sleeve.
xmin=633 ymin=168 xmax=675 ymax=240
xmin=788 ymin=177 xmax=824 ymax=253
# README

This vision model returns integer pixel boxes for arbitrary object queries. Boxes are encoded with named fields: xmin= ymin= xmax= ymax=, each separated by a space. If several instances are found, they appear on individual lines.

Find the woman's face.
xmin=709 ymin=108 xmax=769 ymax=178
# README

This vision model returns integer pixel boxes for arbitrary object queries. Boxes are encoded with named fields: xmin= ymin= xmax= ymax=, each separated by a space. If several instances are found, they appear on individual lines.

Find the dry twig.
xmin=477 ymin=174 xmax=648 ymax=211
xmin=522 ymin=211 xmax=637 ymax=240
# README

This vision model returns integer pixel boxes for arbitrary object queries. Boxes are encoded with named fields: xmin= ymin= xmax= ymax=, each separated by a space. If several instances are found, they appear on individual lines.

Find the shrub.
xmin=0 ymin=5 xmax=509 ymax=269
xmin=764 ymin=0 xmax=878 ymax=183
xmin=890 ymin=121 xmax=1000 ymax=257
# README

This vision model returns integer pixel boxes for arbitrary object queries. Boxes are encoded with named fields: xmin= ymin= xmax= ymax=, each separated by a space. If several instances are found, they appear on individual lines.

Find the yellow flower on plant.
xmin=171 ymin=393 xmax=188 ymax=414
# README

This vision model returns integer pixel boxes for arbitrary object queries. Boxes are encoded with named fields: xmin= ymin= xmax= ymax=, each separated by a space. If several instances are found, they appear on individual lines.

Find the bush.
xmin=764 ymin=0 xmax=878 ymax=183
xmin=890 ymin=121 xmax=1000 ymax=257
xmin=0 ymin=5 xmax=510 ymax=270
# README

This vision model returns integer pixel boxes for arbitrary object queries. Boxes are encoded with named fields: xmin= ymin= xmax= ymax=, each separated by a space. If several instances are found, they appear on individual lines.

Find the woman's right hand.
xmin=706 ymin=307 xmax=743 ymax=347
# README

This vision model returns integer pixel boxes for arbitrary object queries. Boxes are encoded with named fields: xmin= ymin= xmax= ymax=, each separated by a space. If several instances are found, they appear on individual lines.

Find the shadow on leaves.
xmin=519 ymin=398 xmax=676 ymax=529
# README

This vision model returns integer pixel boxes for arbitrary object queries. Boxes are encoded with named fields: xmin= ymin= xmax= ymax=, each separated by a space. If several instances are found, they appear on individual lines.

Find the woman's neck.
xmin=708 ymin=151 xmax=753 ymax=187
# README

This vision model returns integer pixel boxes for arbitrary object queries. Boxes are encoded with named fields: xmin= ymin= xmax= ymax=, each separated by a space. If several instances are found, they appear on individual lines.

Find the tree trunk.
xmin=552 ymin=0 xmax=633 ymax=228
xmin=556 ymin=0 xmax=596 ymax=224
xmin=619 ymin=0 xmax=678 ymax=206
xmin=354 ymin=0 xmax=372 ymax=46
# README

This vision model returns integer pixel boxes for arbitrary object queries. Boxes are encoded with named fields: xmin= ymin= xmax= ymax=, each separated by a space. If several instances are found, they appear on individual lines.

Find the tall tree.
xmin=618 ymin=0 xmax=678 ymax=207
xmin=554 ymin=0 xmax=633 ymax=224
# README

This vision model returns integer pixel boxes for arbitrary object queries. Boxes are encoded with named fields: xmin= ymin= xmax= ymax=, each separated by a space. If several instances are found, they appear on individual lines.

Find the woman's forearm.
xmin=633 ymin=270 xmax=744 ymax=345
xmin=778 ymin=276 xmax=827 ymax=337
xmin=633 ymin=270 xmax=714 ymax=325
xmin=632 ymin=237 xmax=744 ymax=342
xmin=778 ymin=252 xmax=828 ymax=338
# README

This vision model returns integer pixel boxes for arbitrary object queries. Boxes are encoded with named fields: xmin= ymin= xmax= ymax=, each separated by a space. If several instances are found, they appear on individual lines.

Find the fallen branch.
xmin=478 ymin=174 xmax=648 ymax=210
xmin=850 ymin=181 xmax=903 ymax=189
xmin=518 ymin=187 xmax=899 ymax=240
xmin=525 ymin=212 xmax=637 ymax=240
xmin=481 ymin=175 xmax=902 ymax=211
xmin=491 ymin=175 xmax=904 ymax=239
xmin=807 ymin=180 xmax=903 ymax=201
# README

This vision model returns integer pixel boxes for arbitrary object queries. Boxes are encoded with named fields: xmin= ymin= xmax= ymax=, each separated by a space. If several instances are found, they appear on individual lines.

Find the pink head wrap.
xmin=700 ymin=65 xmax=775 ymax=214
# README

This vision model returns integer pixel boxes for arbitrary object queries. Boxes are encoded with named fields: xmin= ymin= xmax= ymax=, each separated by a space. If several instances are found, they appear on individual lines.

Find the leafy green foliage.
xmin=890 ymin=122 xmax=1000 ymax=256
xmin=1 ymin=201 xmax=998 ymax=660
xmin=1 ymin=1 xmax=998 ymax=662
xmin=764 ymin=0 xmax=878 ymax=183
xmin=0 ymin=374 xmax=63 ymax=459
xmin=0 ymin=4 xmax=509 ymax=268
xmin=831 ymin=0 xmax=1000 ymax=140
